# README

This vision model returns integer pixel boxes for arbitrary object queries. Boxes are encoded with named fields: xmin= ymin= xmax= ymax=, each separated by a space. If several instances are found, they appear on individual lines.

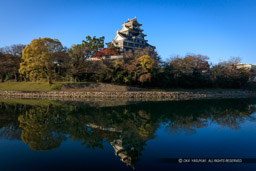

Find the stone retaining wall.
xmin=0 ymin=90 xmax=256 ymax=101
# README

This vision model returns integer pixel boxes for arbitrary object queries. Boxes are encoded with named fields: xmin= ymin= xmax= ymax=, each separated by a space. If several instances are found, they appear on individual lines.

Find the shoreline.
xmin=0 ymin=90 xmax=256 ymax=101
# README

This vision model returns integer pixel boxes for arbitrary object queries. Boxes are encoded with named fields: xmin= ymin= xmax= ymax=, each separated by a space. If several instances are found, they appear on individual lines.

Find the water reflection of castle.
xmin=111 ymin=139 xmax=134 ymax=168
xmin=1 ymin=99 xmax=256 ymax=169
xmin=86 ymin=123 xmax=141 ymax=168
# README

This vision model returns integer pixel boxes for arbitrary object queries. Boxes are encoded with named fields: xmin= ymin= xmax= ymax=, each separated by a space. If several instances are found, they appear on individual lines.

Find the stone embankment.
xmin=0 ymin=90 xmax=256 ymax=101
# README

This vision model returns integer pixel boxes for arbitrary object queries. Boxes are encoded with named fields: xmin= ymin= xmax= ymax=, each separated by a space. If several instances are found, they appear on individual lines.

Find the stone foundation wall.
xmin=61 ymin=83 xmax=145 ymax=92
xmin=0 ymin=90 xmax=256 ymax=101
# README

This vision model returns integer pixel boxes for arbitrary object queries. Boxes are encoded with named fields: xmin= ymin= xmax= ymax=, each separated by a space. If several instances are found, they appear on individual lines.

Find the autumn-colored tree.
xmin=92 ymin=45 xmax=120 ymax=58
xmin=164 ymin=54 xmax=211 ymax=88
xmin=100 ymin=49 xmax=161 ymax=86
xmin=19 ymin=38 xmax=65 ymax=83
xmin=135 ymin=55 xmax=156 ymax=84
xmin=166 ymin=55 xmax=210 ymax=78
xmin=210 ymin=57 xmax=250 ymax=88
xmin=137 ymin=55 xmax=156 ymax=72
xmin=18 ymin=106 xmax=65 ymax=151
xmin=104 ymin=45 xmax=120 ymax=56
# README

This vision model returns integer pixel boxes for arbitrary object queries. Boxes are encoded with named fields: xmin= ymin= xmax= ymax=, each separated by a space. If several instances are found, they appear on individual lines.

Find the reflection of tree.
xmin=67 ymin=120 xmax=104 ymax=150
xmin=18 ymin=107 xmax=65 ymax=151
xmin=0 ymin=98 xmax=255 ymax=168
xmin=65 ymin=107 xmax=158 ymax=168
xmin=163 ymin=99 xmax=256 ymax=135
xmin=0 ymin=102 xmax=22 ymax=140
xmin=165 ymin=117 xmax=208 ymax=136
xmin=107 ymin=109 xmax=157 ymax=168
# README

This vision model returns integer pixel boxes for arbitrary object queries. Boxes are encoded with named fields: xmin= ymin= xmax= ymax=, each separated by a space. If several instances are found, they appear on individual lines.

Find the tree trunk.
xmin=48 ymin=77 xmax=53 ymax=84
xmin=14 ymin=73 xmax=18 ymax=82
xmin=1 ymin=74 xmax=5 ymax=82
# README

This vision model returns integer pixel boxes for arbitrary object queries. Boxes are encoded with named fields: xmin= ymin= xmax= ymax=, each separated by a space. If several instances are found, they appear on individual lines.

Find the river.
xmin=0 ymin=98 xmax=256 ymax=171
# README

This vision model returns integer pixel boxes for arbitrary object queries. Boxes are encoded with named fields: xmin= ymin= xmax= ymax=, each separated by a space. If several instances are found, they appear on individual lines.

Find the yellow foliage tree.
xmin=19 ymin=37 xmax=64 ymax=83
xmin=137 ymin=55 xmax=156 ymax=72
xmin=136 ymin=55 xmax=157 ymax=84
xmin=18 ymin=107 xmax=63 ymax=151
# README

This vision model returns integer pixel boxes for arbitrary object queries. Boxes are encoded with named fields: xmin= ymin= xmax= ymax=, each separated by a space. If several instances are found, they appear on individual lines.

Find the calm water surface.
xmin=0 ymin=98 xmax=256 ymax=171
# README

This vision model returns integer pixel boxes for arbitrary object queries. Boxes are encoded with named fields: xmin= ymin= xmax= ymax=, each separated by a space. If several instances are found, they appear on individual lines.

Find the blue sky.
xmin=0 ymin=0 xmax=255 ymax=64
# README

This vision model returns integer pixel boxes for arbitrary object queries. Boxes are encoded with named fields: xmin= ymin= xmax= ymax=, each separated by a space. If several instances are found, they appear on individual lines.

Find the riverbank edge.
xmin=0 ymin=90 xmax=256 ymax=101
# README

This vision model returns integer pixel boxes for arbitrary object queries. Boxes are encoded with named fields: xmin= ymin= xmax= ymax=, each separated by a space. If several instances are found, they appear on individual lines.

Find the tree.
xmin=164 ymin=54 xmax=210 ymax=88
xmin=0 ymin=44 xmax=26 ymax=57
xmin=82 ymin=36 xmax=105 ymax=59
xmin=166 ymin=55 xmax=209 ymax=77
xmin=92 ymin=45 xmax=120 ymax=58
xmin=19 ymin=38 xmax=65 ymax=83
xmin=0 ymin=44 xmax=26 ymax=81
xmin=67 ymin=36 xmax=105 ymax=81
xmin=67 ymin=44 xmax=87 ymax=80
xmin=0 ymin=53 xmax=20 ymax=82
xmin=137 ymin=55 xmax=156 ymax=72
xmin=101 ymin=50 xmax=161 ymax=86
xmin=136 ymin=55 xmax=156 ymax=84
xmin=18 ymin=106 xmax=66 ymax=151
xmin=210 ymin=57 xmax=250 ymax=88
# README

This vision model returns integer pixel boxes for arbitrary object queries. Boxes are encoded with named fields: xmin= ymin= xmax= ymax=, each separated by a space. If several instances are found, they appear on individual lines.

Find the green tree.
xmin=67 ymin=44 xmax=88 ymax=80
xmin=67 ymin=36 xmax=105 ymax=81
xmin=82 ymin=36 xmax=105 ymax=59
xmin=19 ymin=38 xmax=65 ymax=83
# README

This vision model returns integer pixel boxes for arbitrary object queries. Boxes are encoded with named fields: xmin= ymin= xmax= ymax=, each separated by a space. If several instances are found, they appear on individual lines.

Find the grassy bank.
xmin=0 ymin=81 xmax=251 ymax=92
xmin=0 ymin=82 xmax=65 ymax=91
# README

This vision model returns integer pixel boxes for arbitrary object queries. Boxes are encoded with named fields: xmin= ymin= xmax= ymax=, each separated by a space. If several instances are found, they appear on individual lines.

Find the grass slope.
xmin=0 ymin=82 xmax=64 ymax=91
xmin=0 ymin=81 xmax=244 ymax=92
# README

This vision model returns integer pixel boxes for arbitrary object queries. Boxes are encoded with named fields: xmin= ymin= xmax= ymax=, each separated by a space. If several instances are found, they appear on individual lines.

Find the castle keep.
xmin=108 ymin=17 xmax=155 ymax=53
xmin=90 ymin=17 xmax=155 ymax=60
